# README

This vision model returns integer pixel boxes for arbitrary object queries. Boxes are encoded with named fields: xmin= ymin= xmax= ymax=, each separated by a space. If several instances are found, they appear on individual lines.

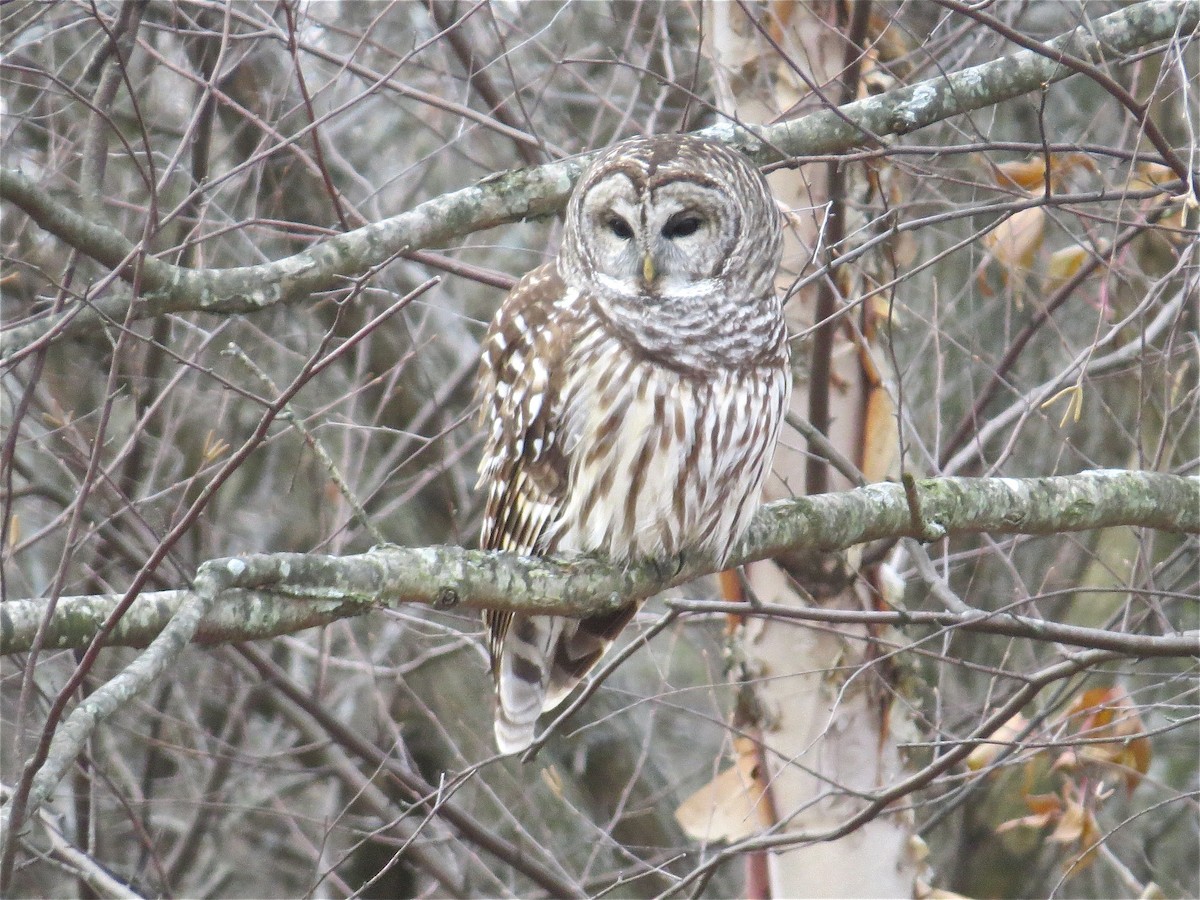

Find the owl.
xmin=477 ymin=134 xmax=790 ymax=753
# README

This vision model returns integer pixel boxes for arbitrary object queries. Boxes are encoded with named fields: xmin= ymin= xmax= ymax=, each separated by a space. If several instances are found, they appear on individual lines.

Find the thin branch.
xmin=235 ymin=644 xmax=586 ymax=898
xmin=0 ymin=278 xmax=439 ymax=884
xmin=938 ymin=203 xmax=1178 ymax=470
xmin=424 ymin=0 xmax=545 ymax=166
xmin=660 ymin=650 xmax=1120 ymax=897
xmin=664 ymin=599 xmax=1200 ymax=658
xmin=0 ymin=557 xmax=239 ymax=875
xmin=3 ymin=784 xmax=143 ymax=899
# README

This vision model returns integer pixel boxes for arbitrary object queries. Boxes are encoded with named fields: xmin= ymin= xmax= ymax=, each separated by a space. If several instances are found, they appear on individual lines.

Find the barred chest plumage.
xmin=548 ymin=293 xmax=790 ymax=565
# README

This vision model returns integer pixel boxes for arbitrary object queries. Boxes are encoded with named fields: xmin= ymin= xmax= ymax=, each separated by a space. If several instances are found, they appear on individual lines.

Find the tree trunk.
xmin=704 ymin=3 xmax=918 ymax=895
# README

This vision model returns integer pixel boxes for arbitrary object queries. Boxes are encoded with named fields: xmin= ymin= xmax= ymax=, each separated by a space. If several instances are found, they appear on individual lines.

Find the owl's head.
xmin=560 ymin=135 xmax=782 ymax=303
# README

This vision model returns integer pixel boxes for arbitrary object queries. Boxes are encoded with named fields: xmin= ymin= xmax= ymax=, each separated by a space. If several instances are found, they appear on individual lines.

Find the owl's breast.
xmin=550 ymin=331 xmax=789 ymax=563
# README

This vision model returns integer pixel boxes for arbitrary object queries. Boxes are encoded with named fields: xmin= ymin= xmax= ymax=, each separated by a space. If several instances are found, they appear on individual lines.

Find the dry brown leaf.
xmin=867 ymin=11 xmax=915 ymax=68
xmin=717 ymin=568 xmax=746 ymax=633
xmin=984 ymin=206 xmax=1045 ymax=267
xmin=995 ymin=788 xmax=1063 ymax=835
xmin=1048 ymin=795 xmax=1087 ymax=843
xmin=1128 ymin=161 xmax=1179 ymax=191
xmin=674 ymin=737 xmax=772 ymax=842
xmin=1055 ymin=686 xmax=1152 ymax=794
xmin=767 ymin=0 xmax=799 ymax=44
xmin=981 ymin=206 xmax=1046 ymax=296
xmin=915 ymin=878 xmax=975 ymax=900
xmin=993 ymin=158 xmax=1051 ymax=193
xmin=1025 ymin=792 xmax=1065 ymax=817
xmin=856 ymin=296 xmax=900 ymax=482
xmin=860 ymin=385 xmax=898 ymax=484
xmin=540 ymin=764 xmax=564 ymax=799
xmin=991 ymin=154 xmax=1099 ymax=193
xmin=1050 ymin=782 xmax=1106 ymax=873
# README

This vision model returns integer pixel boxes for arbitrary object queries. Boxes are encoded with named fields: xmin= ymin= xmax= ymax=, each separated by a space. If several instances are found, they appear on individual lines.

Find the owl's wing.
xmin=476 ymin=263 xmax=572 ymax=667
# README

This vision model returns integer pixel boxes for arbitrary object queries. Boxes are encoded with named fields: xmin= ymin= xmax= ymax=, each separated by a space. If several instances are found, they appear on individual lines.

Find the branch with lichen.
xmin=5 ymin=471 xmax=1197 ymax=656
xmin=2 ymin=470 xmax=1196 ymax=849
xmin=2 ymin=0 xmax=1195 ymax=359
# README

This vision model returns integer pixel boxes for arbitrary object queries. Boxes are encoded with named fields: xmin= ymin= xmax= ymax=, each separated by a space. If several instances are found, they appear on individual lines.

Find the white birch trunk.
xmin=703 ymin=4 xmax=919 ymax=896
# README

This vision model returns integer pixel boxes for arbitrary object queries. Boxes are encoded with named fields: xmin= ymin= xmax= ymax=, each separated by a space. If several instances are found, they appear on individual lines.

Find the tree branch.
xmin=665 ymin=599 xmax=1200 ymax=658
xmin=4 ymin=471 xmax=1196 ymax=655
xmin=2 ymin=0 xmax=1194 ymax=359
xmin=928 ymin=0 xmax=1196 ymax=196
xmin=2 ymin=470 xmax=1194 ymax=858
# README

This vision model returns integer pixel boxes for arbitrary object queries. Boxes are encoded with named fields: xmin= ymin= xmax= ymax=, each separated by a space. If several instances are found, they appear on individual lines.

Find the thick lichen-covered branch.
xmin=2 ymin=0 xmax=1195 ymax=357
xmin=4 ymin=471 xmax=1196 ymax=656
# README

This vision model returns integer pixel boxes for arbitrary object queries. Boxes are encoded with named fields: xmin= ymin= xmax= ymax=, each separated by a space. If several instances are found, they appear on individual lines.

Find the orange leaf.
xmin=1024 ymin=792 xmax=1063 ymax=817
xmin=996 ymin=789 xmax=1061 ymax=835
xmin=996 ymin=809 xmax=1057 ymax=835
xmin=1059 ymin=686 xmax=1152 ymax=793
xmin=993 ymin=158 xmax=1049 ymax=192
xmin=1128 ymin=161 xmax=1179 ymax=191
xmin=1054 ymin=791 xmax=1104 ymax=874
xmin=1043 ymin=245 xmax=1093 ymax=293
xmin=991 ymin=153 xmax=1098 ymax=193
xmin=1049 ymin=797 xmax=1087 ymax=843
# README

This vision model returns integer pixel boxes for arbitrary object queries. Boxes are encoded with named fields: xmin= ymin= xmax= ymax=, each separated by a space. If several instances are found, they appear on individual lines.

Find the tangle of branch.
xmin=1 ymin=0 xmax=1194 ymax=359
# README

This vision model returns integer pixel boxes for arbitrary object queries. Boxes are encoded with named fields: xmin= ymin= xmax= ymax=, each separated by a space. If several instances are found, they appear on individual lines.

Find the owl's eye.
xmin=606 ymin=216 xmax=634 ymax=240
xmin=662 ymin=215 xmax=702 ymax=239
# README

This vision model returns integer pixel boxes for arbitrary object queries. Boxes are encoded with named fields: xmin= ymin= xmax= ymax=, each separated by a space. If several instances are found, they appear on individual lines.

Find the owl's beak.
xmin=642 ymin=254 xmax=657 ymax=284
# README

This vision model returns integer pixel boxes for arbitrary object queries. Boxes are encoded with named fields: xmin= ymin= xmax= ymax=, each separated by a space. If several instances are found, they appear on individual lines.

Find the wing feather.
xmin=476 ymin=264 xmax=573 ymax=668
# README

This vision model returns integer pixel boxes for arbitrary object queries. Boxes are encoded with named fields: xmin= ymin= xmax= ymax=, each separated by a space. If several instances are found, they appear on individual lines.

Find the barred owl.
xmin=477 ymin=134 xmax=789 ymax=753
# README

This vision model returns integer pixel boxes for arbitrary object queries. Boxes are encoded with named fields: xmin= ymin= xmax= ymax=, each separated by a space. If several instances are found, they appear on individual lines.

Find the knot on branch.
xmin=434 ymin=587 xmax=460 ymax=610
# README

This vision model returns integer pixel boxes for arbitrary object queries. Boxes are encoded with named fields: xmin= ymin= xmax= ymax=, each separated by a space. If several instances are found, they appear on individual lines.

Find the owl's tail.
xmin=493 ymin=605 xmax=638 ymax=754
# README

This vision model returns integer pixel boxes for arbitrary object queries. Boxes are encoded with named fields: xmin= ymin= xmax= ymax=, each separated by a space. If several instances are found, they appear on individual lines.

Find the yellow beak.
xmin=642 ymin=254 xmax=656 ymax=284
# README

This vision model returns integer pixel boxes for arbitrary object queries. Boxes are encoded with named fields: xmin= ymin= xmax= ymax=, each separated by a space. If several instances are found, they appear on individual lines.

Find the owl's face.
xmin=558 ymin=135 xmax=784 ymax=370
xmin=576 ymin=172 xmax=738 ymax=292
